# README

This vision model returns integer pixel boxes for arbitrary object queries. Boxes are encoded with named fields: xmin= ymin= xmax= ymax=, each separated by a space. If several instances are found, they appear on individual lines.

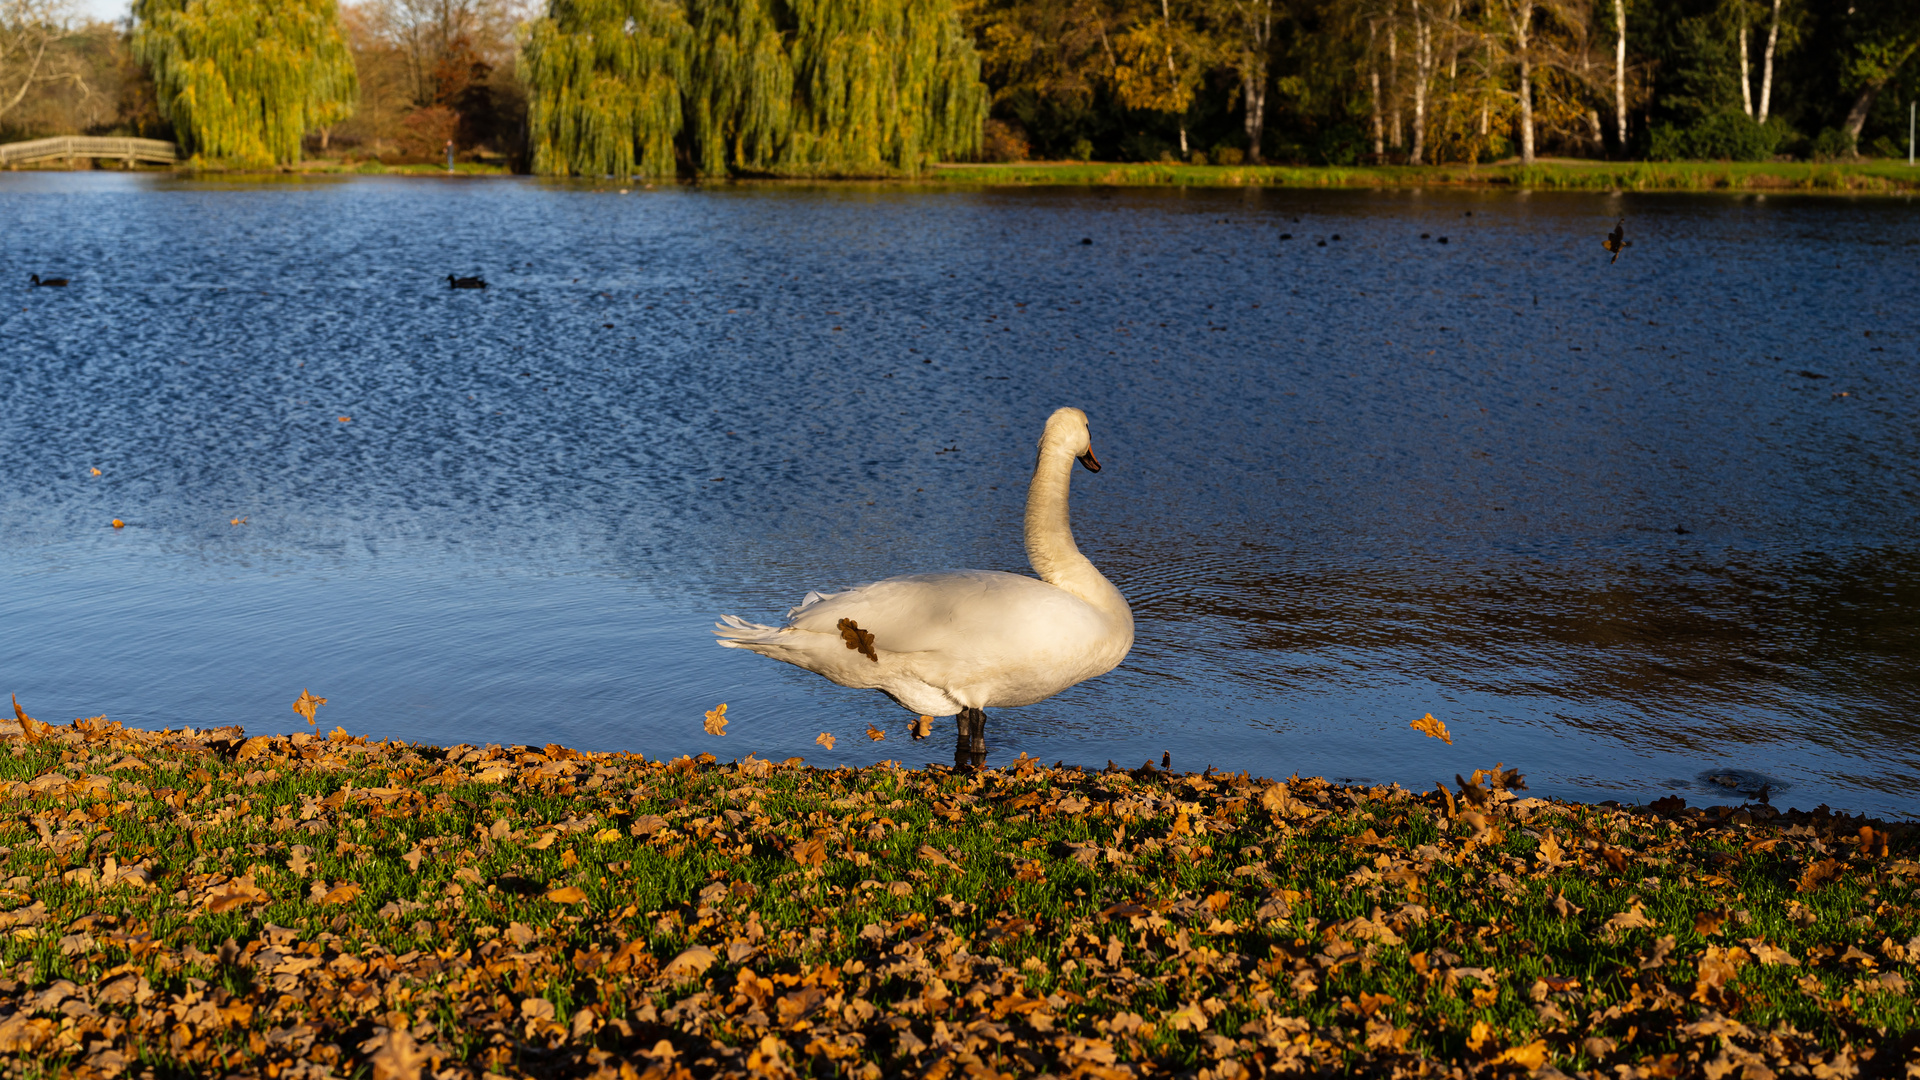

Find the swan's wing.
xmin=782 ymin=571 xmax=1108 ymax=659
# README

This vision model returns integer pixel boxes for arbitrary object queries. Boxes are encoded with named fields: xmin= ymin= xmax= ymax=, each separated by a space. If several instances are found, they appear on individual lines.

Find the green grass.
xmin=0 ymin=715 xmax=1913 ymax=1079
xmin=926 ymin=158 xmax=1920 ymax=193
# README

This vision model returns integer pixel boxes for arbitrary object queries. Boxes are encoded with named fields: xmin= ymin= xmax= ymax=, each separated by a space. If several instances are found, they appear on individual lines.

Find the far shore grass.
xmin=12 ymin=155 xmax=1918 ymax=194
xmin=0 ymin=705 xmax=1915 ymax=1079
xmin=925 ymin=158 xmax=1920 ymax=194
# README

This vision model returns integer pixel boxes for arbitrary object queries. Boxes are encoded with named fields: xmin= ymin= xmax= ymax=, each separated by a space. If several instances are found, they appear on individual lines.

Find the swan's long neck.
xmin=1024 ymin=444 xmax=1130 ymax=624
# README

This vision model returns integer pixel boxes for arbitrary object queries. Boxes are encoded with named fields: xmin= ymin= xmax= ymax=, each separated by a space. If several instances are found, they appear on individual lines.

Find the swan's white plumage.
xmin=714 ymin=407 xmax=1132 ymax=718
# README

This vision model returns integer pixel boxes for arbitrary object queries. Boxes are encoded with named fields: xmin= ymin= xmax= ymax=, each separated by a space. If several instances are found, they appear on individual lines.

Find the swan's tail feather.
xmin=787 ymin=590 xmax=839 ymax=619
xmin=715 ymin=615 xmax=806 ymax=660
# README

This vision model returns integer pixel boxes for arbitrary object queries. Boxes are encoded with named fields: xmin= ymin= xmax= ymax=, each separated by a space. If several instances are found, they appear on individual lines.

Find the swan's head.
xmin=1040 ymin=407 xmax=1100 ymax=472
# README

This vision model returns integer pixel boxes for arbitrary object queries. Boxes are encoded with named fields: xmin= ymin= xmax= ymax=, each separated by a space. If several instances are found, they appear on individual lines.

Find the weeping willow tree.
xmin=523 ymin=0 xmax=690 ymax=177
xmin=131 ymin=0 xmax=357 ymax=167
xmin=784 ymin=0 xmax=987 ymax=169
xmin=687 ymin=0 xmax=792 ymax=174
xmin=524 ymin=0 xmax=984 ymax=177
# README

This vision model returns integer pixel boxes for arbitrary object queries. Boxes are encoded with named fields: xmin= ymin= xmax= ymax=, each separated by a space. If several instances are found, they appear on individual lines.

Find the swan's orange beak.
xmin=1077 ymin=449 xmax=1101 ymax=473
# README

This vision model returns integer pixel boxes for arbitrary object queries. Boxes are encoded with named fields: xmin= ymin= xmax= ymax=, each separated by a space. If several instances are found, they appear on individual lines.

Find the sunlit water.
xmin=3 ymin=172 xmax=1917 ymax=816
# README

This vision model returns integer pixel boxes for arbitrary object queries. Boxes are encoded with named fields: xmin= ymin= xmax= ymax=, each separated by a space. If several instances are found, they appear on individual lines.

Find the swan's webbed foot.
xmin=954 ymin=707 xmax=987 ymax=769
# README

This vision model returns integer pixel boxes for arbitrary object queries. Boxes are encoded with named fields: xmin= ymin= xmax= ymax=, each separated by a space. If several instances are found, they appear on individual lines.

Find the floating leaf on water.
xmin=911 ymin=715 xmax=934 ymax=738
xmin=814 ymin=731 xmax=836 ymax=751
xmin=292 ymin=689 xmax=328 ymax=726
xmin=703 ymin=702 xmax=728 ymax=736
xmin=865 ymin=723 xmax=885 ymax=741
xmin=111 ymin=519 xmax=124 ymax=528
xmin=1410 ymin=712 xmax=1451 ymax=744
xmin=90 ymin=468 xmax=100 ymax=476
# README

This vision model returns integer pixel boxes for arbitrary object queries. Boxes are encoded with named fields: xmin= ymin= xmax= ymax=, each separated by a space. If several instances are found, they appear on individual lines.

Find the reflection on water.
xmin=2 ymin=174 xmax=1917 ymax=815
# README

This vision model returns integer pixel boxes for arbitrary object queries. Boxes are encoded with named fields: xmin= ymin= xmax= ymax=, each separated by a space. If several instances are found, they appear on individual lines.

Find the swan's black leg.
xmin=954 ymin=708 xmax=989 ymax=769
xmin=954 ymin=709 xmax=974 ymax=768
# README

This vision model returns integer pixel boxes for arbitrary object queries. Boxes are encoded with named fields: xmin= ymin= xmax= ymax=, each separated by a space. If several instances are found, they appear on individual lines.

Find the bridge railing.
xmin=0 ymin=136 xmax=181 ymax=167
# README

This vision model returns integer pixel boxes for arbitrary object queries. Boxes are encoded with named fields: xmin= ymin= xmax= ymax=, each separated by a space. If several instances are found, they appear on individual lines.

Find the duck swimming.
xmin=715 ymin=407 xmax=1133 ymax=765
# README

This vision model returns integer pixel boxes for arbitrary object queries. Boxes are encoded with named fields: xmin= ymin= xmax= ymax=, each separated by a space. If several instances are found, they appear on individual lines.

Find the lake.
xmin=3 ymin=172 xmax=1917 ymax=816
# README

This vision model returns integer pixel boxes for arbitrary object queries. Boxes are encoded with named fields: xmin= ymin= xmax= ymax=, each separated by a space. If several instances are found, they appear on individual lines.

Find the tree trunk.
xmin=1410 ymin=0 xmax=1430 ymax=165
xmin=1842 ymin=86 xmax=1878 ymax=150
xmin=1757 ymin=0 xmax=1780 ymax=124
xmin=1370 ymin=21 xmax=1384 ymax=157
xmin=1514 ymin=0 xmax=1534 ymax=164
xmin=1240 ymin=0 xmax=1271 ymax=162
xmin=1388 ymin=14 xmax=1402 ymax=150
xmin=1613 ymin=0 xmax=1627 ymax=153
xmin=1738 ymin=12 xmax=1752 ymax=118
xmin=1243 ymin=72 xmax=1267 ymax=161
xmin=1161 ymin=0 xmax=1187 ymax=155
xmin=1843 ymin=44 xmax=1918 ymax=148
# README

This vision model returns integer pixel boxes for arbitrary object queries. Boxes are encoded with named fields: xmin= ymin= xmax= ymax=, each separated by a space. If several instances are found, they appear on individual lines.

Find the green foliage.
xmin=522 ymin=0 xmax=986 ymax=178
xmin=130 ymin=0 xmax=356 ymax=167
xmin=785 ymin=0 xmax=988 ymax=171
xmin=1809 ymin=126 xmax=1855 ymax=160
xmin=1649 ymin=111 xmax=1786 ymax=162
xmin=521 ymin=0 xmax=691 ymax=178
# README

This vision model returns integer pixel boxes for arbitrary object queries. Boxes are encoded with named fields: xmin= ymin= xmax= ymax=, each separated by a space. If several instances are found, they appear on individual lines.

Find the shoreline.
xmin=8 ymin=157 xmax=1918 ymax=194
xmin=1 ymin=709 xmax=1914 ymax=1077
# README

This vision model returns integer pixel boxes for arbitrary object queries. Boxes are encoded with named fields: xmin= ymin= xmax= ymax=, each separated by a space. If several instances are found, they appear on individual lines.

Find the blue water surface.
xmin=3 ymin=172 xmax=1917 ymax=815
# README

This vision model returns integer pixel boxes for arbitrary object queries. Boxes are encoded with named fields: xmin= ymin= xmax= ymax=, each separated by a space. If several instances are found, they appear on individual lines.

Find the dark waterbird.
xmin=447 ymin=275 xmax=487 ymax=290
xmin=29 ymin=274 xmax=68 ymax=287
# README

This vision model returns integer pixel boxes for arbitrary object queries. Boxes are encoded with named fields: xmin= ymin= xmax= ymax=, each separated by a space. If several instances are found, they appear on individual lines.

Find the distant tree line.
xmin=1 ymin=0 xmax=1916 ymax=171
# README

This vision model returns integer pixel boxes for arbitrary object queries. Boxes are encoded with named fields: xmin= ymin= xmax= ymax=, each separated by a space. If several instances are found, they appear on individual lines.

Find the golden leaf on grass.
xmin=545 ymin=885 xmax=588 ymax=905
xmin=292 ymin=688 xmax=328 ymax=726
xmin=1466 ymin=1021 xmax=1493 ymax=1053
xmin=911 ymin=715 xmax=934 ymax=739
xmin=738 ymin=754 xmax=772 ymax=778
xmin=1694 ymin=905 xmax=1729 ymax=936
xmin=234 ymin=736 xmax=274 ymax=762
xmin=318 ymin=882 xmax=363 ymax=906
xmin=917 ymin=844 xmax=957 ymax=869
xmin=1798 ymin=858 xmax=1844 ymax=893
xmin=662 ymin=944 xmax=716 ymax=980
xmin=559 ymin=848 xmax=578 ymax=869
xmin=1692 ymin=944 xmax=1752 ymax=1001
xmin=1259 ymin=784 xmax=1298 ymax=816
xmin=10 ymin=695 xmax=53 ymax=742
xmin=815 ymin=731 xmax=836 ymax=751
xmin=1410 ymin=712 xmax=1452 ymax=744
xmin=1536 ymin=830 xmax=1565 ymax=868
xmin=703 ymin=703 xmax=728 ymax=736
xmin=1494 ymin=1040 xmax=1549 ymax=1069
xmin=865 ymin=723 xmax=885 ymax=742
xmin=793 ymin=837 xmax=827 ymax=867
xmin=1601 ymin=902 xmax=1659 ymax=941
xmin=402 ymin=846 xmax=425 ymax=872
xmin=837 ymin=617 xmax=878 ymax=662
xmin=362 ymin=1026 xmax=429 ymax=1080
xmin=1164 ymin=1002 xmax=1209 ymax=1032
xmin=592 ymin=827 xmax=622 ymax=843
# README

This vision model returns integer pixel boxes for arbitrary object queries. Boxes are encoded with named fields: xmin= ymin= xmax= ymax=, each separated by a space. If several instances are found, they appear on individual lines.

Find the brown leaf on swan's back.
xmin=838 ymin=618 xmax=878 ymax=661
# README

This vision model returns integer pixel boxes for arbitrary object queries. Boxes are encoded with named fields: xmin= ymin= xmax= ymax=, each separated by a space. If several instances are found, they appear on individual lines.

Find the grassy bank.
xmin=0 ymin=708 xmax=1915 ymax=1079
xmin=929 ymin=159 xmax=1920 ymax=194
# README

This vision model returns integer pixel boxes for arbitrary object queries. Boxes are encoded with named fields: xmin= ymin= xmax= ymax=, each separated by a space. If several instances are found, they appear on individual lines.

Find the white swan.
xmin=714 ymin=407 xmax=1133 ymax=759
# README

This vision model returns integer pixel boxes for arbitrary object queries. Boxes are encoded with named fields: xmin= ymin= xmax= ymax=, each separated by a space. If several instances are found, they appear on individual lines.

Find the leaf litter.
xmin=0 ymin=701 xmax=1915 ymax=1079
